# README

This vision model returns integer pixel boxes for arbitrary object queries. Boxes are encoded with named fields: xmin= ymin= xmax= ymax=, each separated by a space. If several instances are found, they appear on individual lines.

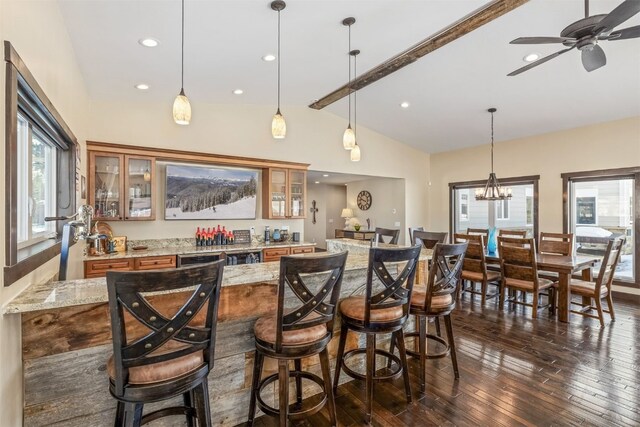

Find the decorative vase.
xmin=273 ymin=229 xmax=281 ymax=241
xmin=354 ymin=224 xmax=361 ymax=231
xmin=488 ymin=227 xmax=497 ymax=253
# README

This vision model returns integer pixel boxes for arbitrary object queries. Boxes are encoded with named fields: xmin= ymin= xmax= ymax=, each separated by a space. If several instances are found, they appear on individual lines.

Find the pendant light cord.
xmin=277 ymin=8 xmax=281 ymax=112
xmin=181 ymin=0 xmax=185 ymax=91
xmin=354 ymin=53 xmax=357 ymax=139
xmin=347 ymin=25 xmax=352 ymax=127
xmin=490 ymin=110 xmax=494 ymax=174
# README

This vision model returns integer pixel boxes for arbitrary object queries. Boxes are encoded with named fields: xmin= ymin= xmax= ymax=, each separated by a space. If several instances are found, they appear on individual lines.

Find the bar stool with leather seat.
xmin=397 ymin=242 xmax=467 ymax=391
xmin=333 ymin=244 xmax=422 ymax=424
xmin=413 ymin=230 xmax=448 ymax=250
xmin=106 ymin=260 xmax=225 ymax=427
xmin=454 ymin=233 xmax=501 ymax=304
xmin=373 ymin=227 xmax=400 ymax=244
xmin=247 ymin=251 xmax=348 ymax=427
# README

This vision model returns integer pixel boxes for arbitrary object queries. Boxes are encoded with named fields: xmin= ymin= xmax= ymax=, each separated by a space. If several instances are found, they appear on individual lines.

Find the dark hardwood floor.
xmin=249 ymin=295 xmax=640 ymax=426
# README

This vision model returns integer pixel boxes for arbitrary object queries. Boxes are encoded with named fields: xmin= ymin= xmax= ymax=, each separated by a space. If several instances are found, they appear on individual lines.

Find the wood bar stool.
xmin=334 ymin=245 xmax=422 ymax=424
xmin=399 ymin=242 xmax=467 ymax=391
xmin=408 ymin=227 xmax=425 ymax=245
xmin=247 ymin=251 xmax=348 ymax=427
xmin=106 ymin=260 xmax=225 ymax=427
xmin=374 ymin=227 xmax=400 ymax=244
xmin=413 ymin=230 xmax=448 ymax=250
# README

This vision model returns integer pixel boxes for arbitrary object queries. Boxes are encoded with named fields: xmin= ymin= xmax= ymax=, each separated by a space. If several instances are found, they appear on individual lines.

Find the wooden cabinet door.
xmin=263 ymin=168 xmax=288 ymax=219
xmin=89 ymin=152 xmax=124 ymax=221
xmin=124 ymin=155 xmax=155 ymax=220
xmin=288 ymin=170 xmax=306 ymax=218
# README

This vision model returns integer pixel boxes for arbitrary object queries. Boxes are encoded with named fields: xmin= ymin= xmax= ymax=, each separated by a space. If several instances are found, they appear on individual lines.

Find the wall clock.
xmin=357 ymin=190 xmax=372 ymax=211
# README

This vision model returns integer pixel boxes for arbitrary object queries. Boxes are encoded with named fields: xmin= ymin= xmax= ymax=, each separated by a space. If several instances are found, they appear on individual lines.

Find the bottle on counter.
xmin=196 ymin=227 xmax=201 ymax=246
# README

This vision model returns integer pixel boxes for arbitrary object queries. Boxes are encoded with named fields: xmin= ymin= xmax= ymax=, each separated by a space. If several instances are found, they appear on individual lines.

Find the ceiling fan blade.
xmin=582 ymin=45 xmax=607 ymax=72
xmin=510 ymin=36 xmax=575 ymax=44
xmin=593 ymin=0 xmax=640 ymax=35
xmin=507 ymin=46 xmax=575 ymax=76
xmin=606 ymin=24 xmax=640 ymax=40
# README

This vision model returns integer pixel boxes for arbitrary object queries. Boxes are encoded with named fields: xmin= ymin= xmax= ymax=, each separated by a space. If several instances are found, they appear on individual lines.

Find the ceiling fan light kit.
xmin=476 ymin=108 xmax=512 ymax=201
xmin=508 ymin=0 xmax=640 ymax=76
xmin=271 ymin=0 xmax=287 ymax=139
xmin=173 ymin=0 xmax=191 ymax=125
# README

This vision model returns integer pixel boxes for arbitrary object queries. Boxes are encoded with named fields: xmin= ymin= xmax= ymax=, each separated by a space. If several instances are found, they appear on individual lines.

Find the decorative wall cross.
xmin=310 ymin=200 xmax=319 ymax=224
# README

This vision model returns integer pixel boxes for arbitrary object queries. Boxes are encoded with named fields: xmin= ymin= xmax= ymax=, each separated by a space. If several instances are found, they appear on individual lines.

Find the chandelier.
xmin=475 ymin=108 xmax=512 ymax=201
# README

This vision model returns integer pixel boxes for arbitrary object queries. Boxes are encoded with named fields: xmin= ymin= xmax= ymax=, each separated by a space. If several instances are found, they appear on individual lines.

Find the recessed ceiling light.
xmin=400 ymin=102 xmax=410 ymax=108
xmin=135 ymin=83 xmax=149 ymax=90
xmin=523 ymin=53 xmax=539 ymax=62
xmin=233 ymin=89 xmax=244 ymax=95
xmin=262 ymin=54 xmax=276 ymax=62
xmin=322 ymin=174 xmax=329 ymax=177
xmin=139 ymin=38 xmax=159 ymax=48
xmin=314 ymin=181 xmax=320 ymax=184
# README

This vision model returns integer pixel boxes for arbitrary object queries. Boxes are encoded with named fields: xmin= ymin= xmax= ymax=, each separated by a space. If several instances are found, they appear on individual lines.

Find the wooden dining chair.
xmin=499 ymin=229 xmax=527 ymax=238
xmin=497 ymin=237 xmax=556 ymax=318
xmin=537 ymin=232 xmax=574 ymax=281
xmin=466 ymin=228 xmax=489 ymax=241
xmin=454 ymin=233 xmax=500 ymax=304
xmin=408 ymin=227 xmax=425 ymax=245
xmin=569 ymin=237 xmax=624 ymax=327
xmin=413 ymin=230 xmax=448 ymax=249
xmin=374 ymin=227 xmax=400 ymax=244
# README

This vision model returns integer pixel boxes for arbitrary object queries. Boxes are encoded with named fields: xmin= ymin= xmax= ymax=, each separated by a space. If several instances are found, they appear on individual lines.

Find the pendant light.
xmin=475 ymin=108 xmax=512 ymax=200
xmin=271 ymin=1 xmax=286 ymax=139
xmin=342 ymin=17 xmax=356 ymax=150
xmin=173 ymin=0 xmax=191 ymax=125
xmin=350 ymin=49 xmax=361 ymax=162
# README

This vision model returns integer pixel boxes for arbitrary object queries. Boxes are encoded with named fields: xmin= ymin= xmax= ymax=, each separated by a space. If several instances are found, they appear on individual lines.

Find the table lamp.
xmin=341 ymin=208 xmax=354 ymax=229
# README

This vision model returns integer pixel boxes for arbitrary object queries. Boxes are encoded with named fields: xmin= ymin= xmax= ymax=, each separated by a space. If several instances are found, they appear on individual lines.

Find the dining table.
xmin=484 ymin=251 xmax=600 ymax=323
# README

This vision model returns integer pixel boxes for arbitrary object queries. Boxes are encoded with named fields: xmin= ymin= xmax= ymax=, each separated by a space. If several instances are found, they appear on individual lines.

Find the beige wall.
xmin=303 ymin=183 xmax=346 ymax=249
xmin=89 ymin=101 xmax=431 ymax=243
xmin=0 ymin=1 xmax=92 ymax=425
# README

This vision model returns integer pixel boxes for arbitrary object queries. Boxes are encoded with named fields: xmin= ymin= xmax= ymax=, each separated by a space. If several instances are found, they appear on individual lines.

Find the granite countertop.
xmin=85 ymin=240 xmax=316 ymax=261
xmin=3 ymin=250 xmax=431 ymax=314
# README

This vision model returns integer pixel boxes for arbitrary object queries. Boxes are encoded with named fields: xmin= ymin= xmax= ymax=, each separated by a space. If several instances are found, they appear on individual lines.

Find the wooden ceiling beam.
xmin=308 ymin=0 xmax=530 ymax=110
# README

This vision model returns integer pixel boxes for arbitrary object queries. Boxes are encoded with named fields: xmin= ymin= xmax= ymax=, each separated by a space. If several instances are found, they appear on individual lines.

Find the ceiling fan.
xmin=508 ymin=0 xmax=640 ymax=76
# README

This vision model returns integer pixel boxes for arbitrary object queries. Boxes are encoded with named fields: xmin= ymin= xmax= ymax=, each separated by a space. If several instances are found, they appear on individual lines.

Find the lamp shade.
xmin=350 ymin=144 xmax=361 ymax=162
xmin=341 ymin=208 xmax=354 ymax=218
xmin=173 ymin=90 xmax=191 ymax=125
xmin=272 ymin=111 xmax=286 ymax=139
xmin=343 ymin=126 xmax=355 ymax=150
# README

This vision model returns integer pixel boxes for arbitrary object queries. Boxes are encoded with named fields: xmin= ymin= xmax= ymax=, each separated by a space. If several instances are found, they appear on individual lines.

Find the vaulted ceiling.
xmin=58 ymin=0 xmax=640 ymax=152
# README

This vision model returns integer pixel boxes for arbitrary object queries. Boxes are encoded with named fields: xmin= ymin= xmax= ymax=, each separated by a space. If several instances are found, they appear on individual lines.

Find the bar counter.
xmin=5 ymin=242 xmax=431 ymax=427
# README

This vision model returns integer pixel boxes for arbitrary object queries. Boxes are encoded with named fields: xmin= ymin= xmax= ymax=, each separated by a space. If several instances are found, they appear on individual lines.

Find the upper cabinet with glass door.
xmin=124 ymin=156 xmax=155 ymax=220
xmin=89 ymin=152 xmax=155 ymax=221
xmin=90 ymin=152 xmax=123 ymax=220
xmin=262 ymin=168 xmax=307 ymax=219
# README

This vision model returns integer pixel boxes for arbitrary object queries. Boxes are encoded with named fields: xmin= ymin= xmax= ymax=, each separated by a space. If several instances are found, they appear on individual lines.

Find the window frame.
xmin=562 ymin=168 xmax=640 ymax=289
xmin=449 ymin=175 xmax=539 ymax=242
xmin=459 ymin=189 xmax=469 ymax=222
xmin=525 ymin=187 xmax=534 ymax=226
xmin=495 ymin=199 xmax=510 ymax=221
xmin=4 ymin=41 xmax=77 ymax=286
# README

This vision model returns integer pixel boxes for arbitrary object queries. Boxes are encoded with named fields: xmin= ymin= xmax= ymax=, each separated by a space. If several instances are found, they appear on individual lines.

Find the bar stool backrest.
xmin=107 ymin=260 xmax=225 ymax=396
xmin=454 ymin=233 xmax=487 ymax=277
xmin=538 ymin=232 xmax=574 ymax=256
xmin=498 ymin=237 xmax=540 ymax=289
xmin=364 ymin=245 xmax=422 ymax=326
xmin=275 ymin=251 xmax=349 ymax=351
xmin=413 ymin=231 xmax=448 ymax=249
xmin=408 ymin=227 xmax=425 ymax=245
xmin=374 ymin=227 xmax=400 ymax=245
xmin=421 ymin=242 xmax=467 ymax=311
xmin=594 ymin=237 xmax=625 ymax=295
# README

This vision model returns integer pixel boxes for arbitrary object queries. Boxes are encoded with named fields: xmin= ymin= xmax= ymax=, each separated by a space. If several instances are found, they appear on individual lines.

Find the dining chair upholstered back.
xmin=374 ymin=227 xmax=400 ymax=245
xmin=539 ymin=232 xmax=574 ymax=256
xmin=413 ymin=231 xmax=449 ymax=250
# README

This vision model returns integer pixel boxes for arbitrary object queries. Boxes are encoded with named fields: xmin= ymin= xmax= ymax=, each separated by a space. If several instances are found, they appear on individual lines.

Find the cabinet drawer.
xmin=134 ymin=256 xmax=177 ymax=270
xmin=263 ymin=247 xmax=290 ymax=262
xmin=335 ymin=230 xmax=345 ymax=238
xmin=291 ymin=246 xmax=314 ymax=255
xmin=84 ymin=258 xmax=134 ymax=278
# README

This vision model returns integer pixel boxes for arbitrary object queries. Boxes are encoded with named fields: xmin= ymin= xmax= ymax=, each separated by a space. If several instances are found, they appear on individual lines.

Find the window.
xmin=4 ymin=42 xmax=77 ymax=285
xmin=496 ymin=199 xmax=510 ymax=220
xmin=459 ymin=190 xmax=469 ymax=221
xmin=17 ymin=115 xmax=58 ymax=248
xmin=525 ymin=188 xmax=533 ymax=226
xmin=576 ymin=196 xmax=597 ymax=225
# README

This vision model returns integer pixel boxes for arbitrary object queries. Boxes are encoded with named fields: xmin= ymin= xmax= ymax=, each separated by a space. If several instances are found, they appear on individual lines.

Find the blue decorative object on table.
xmin=487 ymin=227 xmax=497 ymax=253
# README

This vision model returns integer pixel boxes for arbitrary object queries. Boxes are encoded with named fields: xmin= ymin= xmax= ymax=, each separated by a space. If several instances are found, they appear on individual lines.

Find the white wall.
xmin=303 ymin=183 xmax=346 ymax=248
xmin=0 ymin=1 xmax=92 ymax=425
xmin=346 ymin=177 xmax=406 ymax=244
xmin=88 ymin=101 xmax=431 ymax=244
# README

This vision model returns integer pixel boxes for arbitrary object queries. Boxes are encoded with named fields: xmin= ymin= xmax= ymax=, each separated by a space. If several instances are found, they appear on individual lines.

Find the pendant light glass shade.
xmin=350 ymin=143 xmax=361 ymax=162
xmin=343 ymin=126 xmax=356 ymax=150
xmin=271 ymin=109 xmax=286 ymax=139
xmin=173 ymin=89 xmax=191 ymax=125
